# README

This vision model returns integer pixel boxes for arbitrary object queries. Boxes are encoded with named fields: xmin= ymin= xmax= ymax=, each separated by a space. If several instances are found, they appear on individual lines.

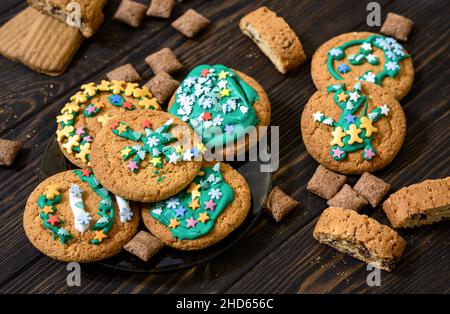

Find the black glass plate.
xmin=39 ymin=137 xmax=272 ymax=273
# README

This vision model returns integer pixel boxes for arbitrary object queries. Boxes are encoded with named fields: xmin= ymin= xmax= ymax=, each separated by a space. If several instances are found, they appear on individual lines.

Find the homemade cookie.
xmin=23 ymin=169 xmax=139 ymax=262
xmin=90 ymin=110 xmax=203 ymax=202
xmin=168 ymin=64 xmax=271 ymax=156
xmin=240 ymin=6 xmax=306 ymax=74
xmin=141 ymin=162 xmax=251 ymax=250
xmin=313 ymin=207 xmax=406 ymax=271
xmin=56 ymin=80 xmax=161 ymax=168
xmin=301 ymin=80 xmax=406 ymax=174
xmin=28 ymin=0 xmax=107 ymax=38
xmin=311 ymin=32 xmax=414 ymax=100
xmin=383 ymin=177 xmax=450 ymax=228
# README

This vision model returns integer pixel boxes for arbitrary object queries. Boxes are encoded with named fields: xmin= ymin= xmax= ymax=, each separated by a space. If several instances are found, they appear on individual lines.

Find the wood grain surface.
xmin=0 ymin=0 xmax=449 ymax=294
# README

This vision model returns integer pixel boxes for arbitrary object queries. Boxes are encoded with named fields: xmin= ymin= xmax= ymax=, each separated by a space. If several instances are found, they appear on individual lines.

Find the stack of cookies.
xmin=24 ymin=64 xmax=272 ymax=262
xmin=0 ymin=1 xmax=107 ymax=76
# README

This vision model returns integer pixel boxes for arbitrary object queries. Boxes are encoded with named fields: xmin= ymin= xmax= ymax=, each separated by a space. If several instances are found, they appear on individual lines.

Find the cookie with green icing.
xmin=311 ymin=32 xmax=414 ymax=100
xmin=56 ymin=80 xmax=161 ymax=168
xmin=23 ymin=169 xmax=139 ymax=262
xmin=301 ymin=80 xmax=406 ymax=174
xmin=90 ymin=110 xmax=203 ymax=203
xmin=141 ymin=162 xmax=251 ymax=250
xmin=168 ymin=64 xmax=271 ymax=155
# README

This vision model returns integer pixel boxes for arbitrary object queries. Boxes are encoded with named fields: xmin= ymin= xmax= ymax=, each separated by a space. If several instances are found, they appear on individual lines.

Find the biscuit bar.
xmin=28 ymin=0 xmax=107 ymax=38
xmin=383 ymin=177 xmax=450 ymax=228
xmin=313 ymin=207 xmax=406 ymax=271
xmin=239 ymin=7 xmax=306 ymax=74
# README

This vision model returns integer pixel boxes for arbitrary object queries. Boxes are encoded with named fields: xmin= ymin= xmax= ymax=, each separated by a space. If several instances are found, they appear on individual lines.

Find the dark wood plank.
xmin=0 ymin=0 xmax=449 ymax=294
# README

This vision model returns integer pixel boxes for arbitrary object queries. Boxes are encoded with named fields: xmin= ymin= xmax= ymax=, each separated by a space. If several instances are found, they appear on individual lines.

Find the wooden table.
xmin=0 ymin=0 xmax=448 ymax=294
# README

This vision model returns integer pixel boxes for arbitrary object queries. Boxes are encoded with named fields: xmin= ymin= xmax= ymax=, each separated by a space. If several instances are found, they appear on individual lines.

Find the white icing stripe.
xmin=115 ymin=195 xmax=133 ymax=223
xmin=69 ymin=184 xmax=92 ymax=233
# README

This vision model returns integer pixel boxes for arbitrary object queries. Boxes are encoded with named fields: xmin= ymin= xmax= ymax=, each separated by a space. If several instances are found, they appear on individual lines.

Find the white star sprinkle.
xmin=312 ymin=111 xmax=323 ymax=122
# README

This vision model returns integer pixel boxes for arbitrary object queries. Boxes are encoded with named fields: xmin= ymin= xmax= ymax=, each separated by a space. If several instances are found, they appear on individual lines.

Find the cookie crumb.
xmin=265 ymin=186 xmax=299 ymax=222
xmin=327 ymin=184 xmax=368 ymax=212
xmin=171 ymin=9 xmax=210 ymax=38
xmin=145 ymin=48 xmax=184 ymax=74
xmin=106 ymin=64 xmax=142 ymax=82
xmin=307 ymin=165 xmax=347 ymax=199
xmin=0 ymin=138 xmax=21 ymax=166
xmin=147 ymin=0 xmax=177 ymax=19
xmin=144 ymin=72 xmax=180 ymax=104
xmin=123 ymin=230 xmax=164 ymax=261
xmin=353 ymin=172 xmax=390 ymax=208
xmin=380 ymin=12 xmax=413 ymax=41
xmin=114 ymin=0 xmax=147 ymax=28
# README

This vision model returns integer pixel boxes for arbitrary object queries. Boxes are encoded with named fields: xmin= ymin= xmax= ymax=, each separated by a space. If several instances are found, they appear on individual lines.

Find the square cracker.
xmin=147 ymin=0 xmax=177 ymax=19
xmin=123 ymin=231 xmax=164 ymax=261
xmin=144 ymin=72 xmax=180 ymax=104
xmin=145 ymin=48 xmax=184 ymax=74
xmin=380 ymin=12 xmax=413 ymax=41
xmin=171 ymin=9 xmax=209 ymax=38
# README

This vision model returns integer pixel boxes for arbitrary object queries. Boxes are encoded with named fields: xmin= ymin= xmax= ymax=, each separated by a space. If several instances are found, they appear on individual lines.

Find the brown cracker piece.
xmin=28 ymin=0 xmax=108 ymax=38
xmin=14 ymin=8 xmax=83 ymax=76
xmin=145 ymin=48 xmax=184 ymax=75
xmin=382 ymin=177 xmax=450 ymax=228
xmin=106 ymin=64 xmax=142 ymax=82
xmin=171 ymin=9 xmax=209 ymax=38
xmin=0 ymin=139 xmax=21 ymax=166
xmin=265 ymin=186 xmax=299 ymax=222
xmin=307 ymin=165 xmax=347 ymax=199
xmin=313 ymin=207 xmax=406 ymax=271
xmin=144 ymin=72 xmax=180 ymax=104
xmin=147 ymin=0 xmax=177 ymax=18
xmin=123 ymin=230 xmax=164 ymax=261
xmin=114 ymin=0 xmax=147 ymax=28
xmin=327 ymin=184 xmax=368 ymax=212
xmin=353 ymin=172 xmax=390 ymax=208
xmin=380 ymin=13 xmax=413 ymax=41
xmin=239 ymin=6 xmax=306 ymax=74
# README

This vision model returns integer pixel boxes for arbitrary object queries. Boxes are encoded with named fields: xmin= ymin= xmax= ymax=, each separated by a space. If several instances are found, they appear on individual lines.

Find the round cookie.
xmin=23 ymin=169 xmax=139 ymax=262
xmin=167 ymin=64 xmax=271 ymax=156
xmin=301 ymin=80 xmax=406 ymax=174
xmin=56 ymin=80 xmax=161 ymax=168
xmin=141 ymin=162 xmax=251 ymax=250
xmin=90 ymin=110 xmax=203 ymax=202
xmin=311 ymin=32 xmax=414 ymax=100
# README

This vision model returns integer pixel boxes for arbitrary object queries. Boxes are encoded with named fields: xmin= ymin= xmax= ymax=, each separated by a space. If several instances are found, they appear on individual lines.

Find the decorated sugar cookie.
xmin=301 ymin=80 xmax=406 ymax=174
xmin=168 ymin=64 xmax=271 ymax=155
xmin=90 ymin=110 xmax=203 ymax=202
xmin=23 ymin=169 xmax=139 ymax=262
xmin=141 ymin=162 xmax=251 ymax=250
xmin=311 ymin=32 xmax=414 ymax=100
xmin=56 ymin=80 xmax=161 ymax=168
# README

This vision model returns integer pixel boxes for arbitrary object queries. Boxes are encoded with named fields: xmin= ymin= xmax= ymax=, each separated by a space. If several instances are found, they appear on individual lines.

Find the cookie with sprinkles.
xmin=90 ymin=110 xmax=203 ymax=202
xmin=168 ymin=64 xmax=271 ymax=156
xmin=23 ymin=169 xmax=139 ymax=262
xmin=311 ymin=32 xmax=414 ymax=100
xmin=141 ymin=162 xmax=251 ymax=250
xmin=301 ymin=80 xmax=406 ymax=174
xmin=56 ymin=80 xmax=161 ymax=168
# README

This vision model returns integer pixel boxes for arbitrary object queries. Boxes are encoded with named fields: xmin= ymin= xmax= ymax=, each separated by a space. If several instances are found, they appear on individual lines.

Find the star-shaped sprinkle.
xmin=81 ymin=168 xmax=91 ymax=177
xmin=86 ymin=105 xmax=96 ymax=115
xmin=363 ymin=148 xmax=376 ymax=160
xmin=183 ymin=150 xmax=194 ymax=161
xmin=150 ymin=157 xmax=162 ymax=167
xmin=203 ymin=111 xmax=212 ymax=121
xmin=345 ymin=114 xmax=356 ymax=124
xmin=218 ymin=70 xmax=228 ymax=80
xmin=204 ymin=199 xmax=216 ymax=211
xmin=168 ymin=152 xmax=179 ymax=164
xmin=337 ymin=92 xmax=348 ymax=103
xmin=330 ymin=126 xmax=346 ymax=147
xmin=83 ymin=135 xmax=92 ymax=142
xmin=94 ymin=230 xmax=107 ymax=242
xmin=201 ymin=68 xmax=210 ymax=77
xmin=128 ymin=161 xmax=138 ymax=172
xmin=346 ymin=102 xmax=355 ymax=110
xmin=348 ymin=91 xmax=360 ymax=102
xmin=168 ymin=218 xmax=180 ymax=229
xmin=41 ymin=206 xmax=54 ymax=215
xmin=332 ymin=147 xmax=345 ymax=159
xmin=122 ymin=101 xmax=133 ymax=109
xmin=109 ymin=120 xmax=120 ymax=130
xmin=219 ymin=89 xmax=231 ymax=97
xmin=75 ymin=127 xmax=85 ymax=136
xmin=175 ymin=206 xmax=187 ymax=217
xmin=121 ymin=147 xmax=132 ymax=157
xmin=196 ymin=143 xmax=207 ymax=154
xmin=323 ymin=118 xmax=333 ymax=126
xmin=47 ymin=214 xmax=60 ymax=226
xmin=338 ymin=64 xmax=350 ymax=74
xmin=346 ymin=124 xmax=363 ymax=144
xmin=141 ymin=119 xmax=152 ymax=129
xmin=312 ymin=111 xmax=323 ymax=122
xmin=187 ymin=183 xmax=201 ymax=196
xmin=197 ymin=212 xmax=210 ymax=224
xmin=189 ymin=198 xmax=200 ymax=210
xmin=186 ymin=216 xmax=197 ymax=228
xmin=380 ymin=104 xmax=390 ymax=116
xmin=117 ymin=123 xmax=128 ymax=134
